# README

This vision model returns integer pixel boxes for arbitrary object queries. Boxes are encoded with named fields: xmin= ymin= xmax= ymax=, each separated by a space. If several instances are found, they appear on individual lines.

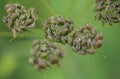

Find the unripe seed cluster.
xmin=43 ymin=15 xmax=74 ymax=44
xmin=68 ymin=24 xmax=103 ymax=55
xmin=29 ymin=40 xmax=64 ymax=70
xmin=3 ymin=3 xmax=37 ymax=38
xmin=95 ymin=0 xmax=120 ymax=25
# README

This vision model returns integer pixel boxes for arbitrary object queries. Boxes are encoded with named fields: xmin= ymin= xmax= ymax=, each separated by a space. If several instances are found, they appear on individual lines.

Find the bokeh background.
xmin=0 ymin=0 xmax=120 ymax=79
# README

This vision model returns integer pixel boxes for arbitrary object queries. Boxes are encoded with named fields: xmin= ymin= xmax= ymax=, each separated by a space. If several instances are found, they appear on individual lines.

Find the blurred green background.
xmin=0 ymin=0 xmax=120 ymax=79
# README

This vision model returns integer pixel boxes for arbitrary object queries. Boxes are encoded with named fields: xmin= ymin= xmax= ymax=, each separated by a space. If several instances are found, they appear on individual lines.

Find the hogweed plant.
xmin=3 ymin=3 xmax=37 ymax=38
xmin=3 ymin=3 xmax=104 ymax=71
xmin=95 ymin=0 xmax=120 ymax=25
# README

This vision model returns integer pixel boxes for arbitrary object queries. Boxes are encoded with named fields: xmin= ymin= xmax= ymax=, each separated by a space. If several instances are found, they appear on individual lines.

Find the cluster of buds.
xmin=43 ymin=15 xmax=74 ymax=44
xmin=94 ymin=0 xmax=120 ymax=25
xmin=68 ymin=24 xmax=103 ymax=55
xmin=29 ymin=40 xmax=64 ymax=70
xmin=3 ymin=3 xmax=37 ymax=38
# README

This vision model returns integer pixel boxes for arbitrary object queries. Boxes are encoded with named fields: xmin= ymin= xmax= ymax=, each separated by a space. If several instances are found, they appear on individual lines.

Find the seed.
xmin=87 ymin=38 xmax=92 ymax=48
xmin=95 ymin=32 xmax=103 ymax=40
xmin=85 ymin=24 xmax=93 ymax=31
xmin=38 ymin=58 xmax=47 ymax=69
xmin=87 ymin=49 xmax=96 ymax=54
xmin=95 ymin=40 xmax=103 ymax=48
xmin=72 ymin=46 xmax=78 ymax=52
xmin=78 ymin=50 xmax=86 ymax=55
xmin=29 ymin=58 xmax=34 ymax=65
xmin=48 ymin=54 xmax=58 ymax=64
xmin=54 ymin=49 xmax=64 ymax=58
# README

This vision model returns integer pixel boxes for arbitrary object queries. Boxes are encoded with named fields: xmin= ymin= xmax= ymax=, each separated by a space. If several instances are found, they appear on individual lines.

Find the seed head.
xmin=43 ymin=15 xmax=74 ymax=44
xmin=3 ymin=3 xmax=37 ymax=38
xmin=29 ymin=39 xmax=64 ymax=70
xmin=68 ymin=23 xmax=103 ymax=55
xmin=94 ymin=0 xmax=120 ymax=25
